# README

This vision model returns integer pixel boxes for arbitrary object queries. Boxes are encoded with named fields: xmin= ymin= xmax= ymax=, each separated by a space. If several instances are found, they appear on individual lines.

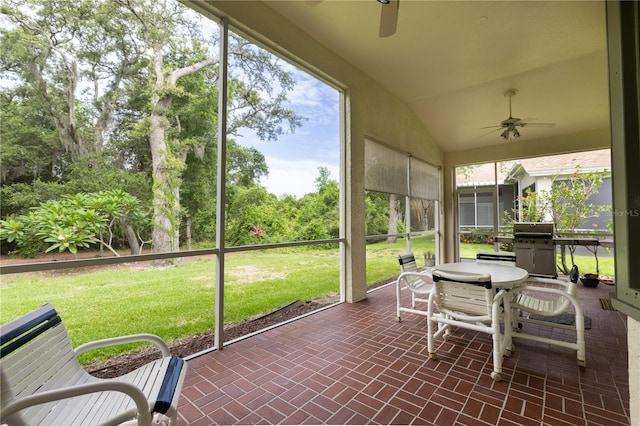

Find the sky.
xmin=195 ymin=11 xmax=341 ymax=199
xmin=233 ymin=67 xmax=341 ymax=199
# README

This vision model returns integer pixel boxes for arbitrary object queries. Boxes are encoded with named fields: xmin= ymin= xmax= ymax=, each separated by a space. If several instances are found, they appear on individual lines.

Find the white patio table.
xmin=434 ymin=262 xmax=529 ymax=289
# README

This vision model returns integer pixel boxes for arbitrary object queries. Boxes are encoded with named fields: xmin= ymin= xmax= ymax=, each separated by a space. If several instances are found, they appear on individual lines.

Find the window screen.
xmin=410 ymin=157 xmax=439 ymax=200
xmin=364 ymin=139 xmax=408 ymax=195
xmin=365 ymin=138 xmax=439 ymax=200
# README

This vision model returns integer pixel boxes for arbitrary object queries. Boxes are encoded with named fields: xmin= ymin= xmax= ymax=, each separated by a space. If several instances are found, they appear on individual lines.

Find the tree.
xmin=294 ymin=167 xmax=339 ymax=242
xmin=411 ymin=199 xmax=435 ymax=231
xmin=365 ymin=191 xmax=391 ymax=238
xmin=225 ymin=185 xmax=287 ymax=246
xmin=1 ymin=0 xmax=143 ymax=160
xmin=0 ymin=89 xmax=60 ymax=185
xmin=1 ymin=0 xmax=302 ymax=260
xmin=386 ymin=194 xmax=400 ymax=244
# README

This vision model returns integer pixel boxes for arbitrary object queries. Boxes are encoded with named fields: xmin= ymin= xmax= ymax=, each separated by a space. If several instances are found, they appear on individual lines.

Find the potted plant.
xmin=424 ymin=251 xmax=436 ymax=267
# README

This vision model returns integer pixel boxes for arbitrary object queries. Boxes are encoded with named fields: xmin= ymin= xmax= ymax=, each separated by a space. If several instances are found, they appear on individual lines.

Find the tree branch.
xmin=168 ymin=55 xmax=219 ymax=85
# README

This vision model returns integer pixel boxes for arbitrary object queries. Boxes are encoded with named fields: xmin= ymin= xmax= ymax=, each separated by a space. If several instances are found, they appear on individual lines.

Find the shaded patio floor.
xmin=178 ymin=278 xmax=629 ymax=425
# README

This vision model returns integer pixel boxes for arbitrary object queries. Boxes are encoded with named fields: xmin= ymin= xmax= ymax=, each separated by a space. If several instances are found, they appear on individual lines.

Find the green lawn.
xmin=458 ymin=242 xmax=615 ymax=277
xmin=1 ymin=235 xmax=613 ymax=363
xmin=1 ymin=250 xmax=343 ymax=362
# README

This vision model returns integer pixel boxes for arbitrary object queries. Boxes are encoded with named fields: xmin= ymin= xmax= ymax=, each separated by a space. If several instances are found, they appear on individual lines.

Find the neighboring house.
xmin=456 ymin=149 xmax=612 ymax=231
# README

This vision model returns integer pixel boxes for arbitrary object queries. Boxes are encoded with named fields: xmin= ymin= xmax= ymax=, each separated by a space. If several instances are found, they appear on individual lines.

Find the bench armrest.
xmin=1 ymin=380 xmax=152 ymax=426
xmin=75 ymin=333 xmax=171 ymax=357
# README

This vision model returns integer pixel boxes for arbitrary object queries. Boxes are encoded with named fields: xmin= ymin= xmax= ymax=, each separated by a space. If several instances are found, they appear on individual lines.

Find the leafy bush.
xmin=459 ymin=228 xmax=494 ymax=245
xmin=0 ymin=190 xmax=149 ymax=256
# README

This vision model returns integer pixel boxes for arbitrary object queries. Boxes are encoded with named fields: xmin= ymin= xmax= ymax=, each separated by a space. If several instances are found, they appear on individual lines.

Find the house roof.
xmin=456 ymin=149 xmax=611 ymax=187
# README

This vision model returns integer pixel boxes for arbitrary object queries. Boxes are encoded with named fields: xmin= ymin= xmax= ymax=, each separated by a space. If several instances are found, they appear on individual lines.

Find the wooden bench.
xmin=1 ymin=303 xmax=187 ymax=425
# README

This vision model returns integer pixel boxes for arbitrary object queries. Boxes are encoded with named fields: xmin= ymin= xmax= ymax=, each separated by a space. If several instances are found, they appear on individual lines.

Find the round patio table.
xmin=434 ymin=262 xmax=529 ymax=289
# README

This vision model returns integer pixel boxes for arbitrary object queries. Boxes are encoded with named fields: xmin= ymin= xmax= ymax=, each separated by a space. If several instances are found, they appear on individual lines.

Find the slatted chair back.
xmin=1 ymin=305 xmax=83 ymax=426
xmin=476 ymin=251 xmax=516 ymax=266
xmin=1 ymin=303 xmax=186 ymax=426
xmin=427 ymin=269 xmax=513 ymax=381
xmin=431 ymin=270 xmax=494 ymax=320
xmin=397 ymin=253 xmax=423 ymax=292
xmin=398 ymin=253 xmax=418 ymax=271
xmin=395 ymin=253 xmax=433 ymax=321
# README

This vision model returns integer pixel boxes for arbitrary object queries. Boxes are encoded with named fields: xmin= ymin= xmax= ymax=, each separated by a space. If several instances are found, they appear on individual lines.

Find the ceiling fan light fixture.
xmin=377 ymin=0 xmax=390 ymax=4
xmin=512 ymin=129 xmax=520 ymax=138
xmin=500 ymin=130 xmax=510 ymax=139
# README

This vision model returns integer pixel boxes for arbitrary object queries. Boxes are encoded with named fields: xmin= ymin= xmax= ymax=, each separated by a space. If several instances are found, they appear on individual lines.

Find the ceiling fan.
xmin=308 ymin=0 xmax=400 ymax=38
xmin=378 ymin=0 xmax=399 ymax=38
xmin=482 ymin=89 xmax=556 ymax=140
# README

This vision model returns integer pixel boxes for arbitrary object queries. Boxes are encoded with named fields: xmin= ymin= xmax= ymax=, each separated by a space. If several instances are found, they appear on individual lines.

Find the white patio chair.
xmin=1 ymin=303 xmax=187 ymax=425
xmin=396 ymin=253 xmax=433 ymax=321
xmin=509 ymin=275 xmax=586 ymax=367
xmin=427 ymin=269 xmax=513 ymax=381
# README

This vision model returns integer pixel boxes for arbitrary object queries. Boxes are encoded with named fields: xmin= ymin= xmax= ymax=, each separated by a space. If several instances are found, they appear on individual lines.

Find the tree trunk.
xmin=149 ymin=100 xmax=176 ymax=256
xmin=387 ymin=194 xmax=399 ymax=244
xmin=124 ymin=224 xmax=141 ymax=255
xmin=412 ymin=199 xmax=425 ymax=231
xmin=148 ymin=48 xmax=219 ymax=260
xmin=186 ymin=217 xmax=192 ymax=251
xmin=559 ymin=244 xmax=569 ymax=274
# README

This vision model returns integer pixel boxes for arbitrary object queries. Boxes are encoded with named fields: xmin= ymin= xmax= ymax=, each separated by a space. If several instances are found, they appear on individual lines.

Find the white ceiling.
xmin=264 ymin=1 xmax=610 ymax=153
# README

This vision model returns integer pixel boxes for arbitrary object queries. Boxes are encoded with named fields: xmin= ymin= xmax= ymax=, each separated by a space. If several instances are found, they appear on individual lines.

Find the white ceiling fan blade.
xmin=517 ymin=117 xmax=556 ymax=128
xmin=476 ymin=127 xmax=503 ymax=139
xmin=518 ymin=122 xmax=556 ymax=128
xmin=379 ymin=0 xmax=399 ymax=38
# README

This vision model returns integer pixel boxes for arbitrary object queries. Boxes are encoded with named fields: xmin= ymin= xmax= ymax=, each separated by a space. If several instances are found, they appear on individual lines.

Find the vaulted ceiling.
xmin=263 ymin=1 xmax=610 ymax=153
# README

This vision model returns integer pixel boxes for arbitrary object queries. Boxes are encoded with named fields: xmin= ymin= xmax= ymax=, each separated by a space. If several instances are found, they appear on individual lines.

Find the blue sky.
xmin=234 ymin=68 xmax=341 ymax=198
xmin=198 ymin=12 xmax=341 ymax=198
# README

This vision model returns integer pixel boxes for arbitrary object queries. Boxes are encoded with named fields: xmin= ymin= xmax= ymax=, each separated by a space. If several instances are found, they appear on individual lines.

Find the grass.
xmin=365 ymin=233 xmax=436 ymax=284
xmin=457 ymin=242 xmax=615 ymax=276
xmin=1 ymin=233 xmax=613 ymax=363
xmin=1 ymin=248 xmax=344 ymax=363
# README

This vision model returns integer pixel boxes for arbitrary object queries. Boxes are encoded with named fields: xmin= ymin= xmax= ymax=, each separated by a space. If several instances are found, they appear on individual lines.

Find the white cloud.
xmin=233 ymin=61 xmax=341 ymax=198
xmin=259 ymin=156 xmax=339 ymax=198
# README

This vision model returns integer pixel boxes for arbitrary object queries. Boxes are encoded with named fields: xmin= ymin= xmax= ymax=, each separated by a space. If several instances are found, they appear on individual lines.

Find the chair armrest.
xmin=493 ymin=289 xmax=510 ymax=304
xmin=510 ymin=285 xmax=582 ymax=317
xmin=75 ymin=333 xmax=171 ymax=357
xmin=523 ymin=276 xmax=574 ymax=290
xmin=1 ymin=380 xmax=152 ymax=426
xmin=397 ymin=271 xmax=433 ymax=281
xmin=511 ymin=286 xmax=573 ymax=297
xmin=397 ymin=271 xmax=433 ymax=293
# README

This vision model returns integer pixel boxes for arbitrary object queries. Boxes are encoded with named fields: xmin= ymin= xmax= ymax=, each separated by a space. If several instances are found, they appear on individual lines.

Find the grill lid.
xmin=513 ymin=222 xmax=554 ymax=237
